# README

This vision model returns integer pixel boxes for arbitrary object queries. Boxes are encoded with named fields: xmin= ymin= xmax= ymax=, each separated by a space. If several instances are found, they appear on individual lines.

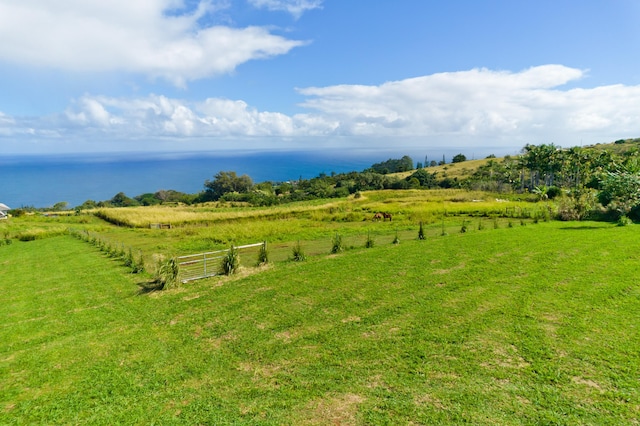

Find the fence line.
xmin=177 ymin=242 xmax=265 ymax=283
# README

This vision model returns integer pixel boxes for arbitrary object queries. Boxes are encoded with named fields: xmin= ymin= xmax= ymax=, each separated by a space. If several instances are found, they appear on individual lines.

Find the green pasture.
xmin=1 ymin=214 xmax=639 ymax=424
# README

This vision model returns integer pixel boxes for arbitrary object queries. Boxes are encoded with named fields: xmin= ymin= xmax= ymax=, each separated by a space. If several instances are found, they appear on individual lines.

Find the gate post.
xmin=203 ymin=252 xmax=207 ymax=277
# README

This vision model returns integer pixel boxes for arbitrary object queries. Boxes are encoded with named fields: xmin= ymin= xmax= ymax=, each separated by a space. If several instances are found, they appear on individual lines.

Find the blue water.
xmin=0 ymin=150 xmax=390 ymax=208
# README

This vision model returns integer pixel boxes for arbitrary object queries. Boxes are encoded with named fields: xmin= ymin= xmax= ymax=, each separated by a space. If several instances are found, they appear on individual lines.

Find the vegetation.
xmin=290 ymin=240 xmax=306 ymax=262
xmin=2 ymin=138 xmax=640 ymax=423
xmin=220 ymin=246 xmax=240 ymax=276
xmin=1 ymin=219 xmax=639 ymax=424
xmin=366 ymin=155 xmax=414 ymax=174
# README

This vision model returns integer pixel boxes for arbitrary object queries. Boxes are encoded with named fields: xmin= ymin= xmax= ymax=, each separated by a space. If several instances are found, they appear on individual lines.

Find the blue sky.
xmin=1 ymin=0 xmax=639 ymax=157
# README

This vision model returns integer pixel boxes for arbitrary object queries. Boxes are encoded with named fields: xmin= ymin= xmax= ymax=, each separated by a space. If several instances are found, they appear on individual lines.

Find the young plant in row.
xmin=220 ymin=246 xmax=240 ymax=275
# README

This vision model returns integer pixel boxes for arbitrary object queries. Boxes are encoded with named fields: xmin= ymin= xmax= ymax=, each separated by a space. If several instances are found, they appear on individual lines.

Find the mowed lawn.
xmin=1 ymin=222 xmax=639 ymax=424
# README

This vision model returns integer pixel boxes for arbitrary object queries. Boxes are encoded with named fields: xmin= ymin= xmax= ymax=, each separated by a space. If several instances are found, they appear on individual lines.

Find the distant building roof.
xmin=0 ymin=203 xmax=10 ymax=211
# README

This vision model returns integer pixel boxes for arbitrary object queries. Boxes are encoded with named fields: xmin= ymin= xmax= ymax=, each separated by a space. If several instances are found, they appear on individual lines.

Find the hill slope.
xmin=1 ymin=221 xmax=639 ymax=424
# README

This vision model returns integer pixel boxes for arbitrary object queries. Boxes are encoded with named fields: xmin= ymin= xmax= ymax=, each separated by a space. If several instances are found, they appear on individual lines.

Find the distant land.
xmin=0 ymin=148 xmax=472 ymax=208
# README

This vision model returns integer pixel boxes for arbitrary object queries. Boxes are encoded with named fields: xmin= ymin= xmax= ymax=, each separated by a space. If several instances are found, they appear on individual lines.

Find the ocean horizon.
xmin=0 ymin=149 xmax=454 ymax=209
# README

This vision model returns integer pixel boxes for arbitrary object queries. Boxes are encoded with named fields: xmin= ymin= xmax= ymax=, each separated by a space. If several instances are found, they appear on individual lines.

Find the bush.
xmin=155 ymin=257 xmax=179 ymax=289
xmin=365 ymin=232 xmax=375 ymax=248
xmin=617 ymin=215 xmax=633 ymax=227
xmin=257 ymin=242 xmax=268 ymax=265
xmin=291 ymin=241 xmax=306 ymax=262
xmin=392 ymin=231 xmax=400 ymax=245
xmin=331 ymin=233 xmax=344 ymax=254
xmin=546 ymin=186 xmax=563 ymax=200
xmin=220 ymin=246 xmax=240 ymax=275
xmin=418 ymin=222 xmax=426 ymax=240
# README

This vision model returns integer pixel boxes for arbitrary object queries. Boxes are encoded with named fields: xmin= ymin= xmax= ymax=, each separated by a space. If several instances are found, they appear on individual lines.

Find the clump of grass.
xmin=440 ymin=219 xmax=448 ymax=236
xmin=153 ymin=256 xmax=179 ymax=289
xmin=291 ymin=241 xmax=306 ymax=262
xmin=418 ymin=222 xmax=426 ymax=240
xmin=365 ymin=231 xmax=375 ymax=248
xmin=220 ymin=246 xmax=240 ymax=275
xmin=330 ymin=233 xmax=344 ymax=254
xmin=15 ymin=227 xmax=67 ymax=241
xmin=392 ymin=230 xmax=400 ymax=245
xmin=460 ymin=220 xmax=468 ymax=233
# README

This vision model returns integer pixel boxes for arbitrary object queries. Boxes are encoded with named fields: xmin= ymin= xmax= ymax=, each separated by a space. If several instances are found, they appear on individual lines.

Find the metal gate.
xmin=177 ymin=242 xmax=265 ymax=283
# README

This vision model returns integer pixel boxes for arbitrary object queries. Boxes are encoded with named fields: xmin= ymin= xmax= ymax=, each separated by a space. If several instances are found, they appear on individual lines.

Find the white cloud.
xmin=3 ymin=65 xmax=640 ymax=153
xmin=0 ymin=0 xmax=304 ymax=86
xmin=248 ymin=0 xmax=323 ymax=19
xmin=296 ymin=65 xmax=640 ymax=145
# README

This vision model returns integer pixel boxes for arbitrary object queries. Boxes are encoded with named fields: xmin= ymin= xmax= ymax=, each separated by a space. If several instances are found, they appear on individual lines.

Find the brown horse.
xmin=382 ymin=212 xmax=392 ymax=221
xmin=373 ymin=212 xmax=383 ymax=221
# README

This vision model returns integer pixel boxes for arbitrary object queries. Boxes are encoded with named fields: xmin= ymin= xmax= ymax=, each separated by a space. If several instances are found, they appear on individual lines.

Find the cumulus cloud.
xmin=248 ymin=0 xmax=323 ymax=19
xmin=3 ymin=65 xmax=640 ymax=152
xmin=297 ymin=65 xmax=640 ymax=145
xmin=0 ymin=0 xmax=304 ymax=86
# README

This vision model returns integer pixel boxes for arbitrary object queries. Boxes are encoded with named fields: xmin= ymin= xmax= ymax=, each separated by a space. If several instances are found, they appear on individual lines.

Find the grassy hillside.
xmin=1 ymin=219 xmax=638 ymax=424
xmin=394 ymin=157 xmax=495 ymax=181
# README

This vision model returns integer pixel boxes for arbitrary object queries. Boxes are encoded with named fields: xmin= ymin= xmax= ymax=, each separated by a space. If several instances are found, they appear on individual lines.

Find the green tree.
xmin=452 ymin=153 xmax=467 ymax=163
xmin=407 ymin=169 xmax=436 ymax=188
xmin=77 ymin=200 xmax=97 ymax=210
xmin=203 ymin=171 xmax=253 ymax=201
xmin=598 ymin=171 xmax=640 ymax=217
xmin=368 ymin=156 xmax=414 ymax=174
xmin=52 ymin=201 xmax=68 ymax=211
xmin=110 ymin=192 xmax=139 ymax=207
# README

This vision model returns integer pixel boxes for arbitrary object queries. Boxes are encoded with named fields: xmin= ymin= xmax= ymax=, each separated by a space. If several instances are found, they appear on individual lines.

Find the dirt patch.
xmin=415 ymin=394 xmax=446 ymax=410
xmin=301 ymin=393 xmax=365 ymax=425
xmin=433 ymin=262 xmax=466 ymax=275
xmin=572 ymin=376 xmax=604 ymax=392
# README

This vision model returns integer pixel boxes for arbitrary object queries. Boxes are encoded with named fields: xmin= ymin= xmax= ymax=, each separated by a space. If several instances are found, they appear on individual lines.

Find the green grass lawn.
xmin=1 ymin=221 xmax=639 ymax=424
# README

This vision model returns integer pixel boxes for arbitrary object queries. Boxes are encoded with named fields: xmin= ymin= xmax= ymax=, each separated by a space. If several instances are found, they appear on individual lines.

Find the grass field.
xmin=1 ymin=209 xmax=639 ymax=424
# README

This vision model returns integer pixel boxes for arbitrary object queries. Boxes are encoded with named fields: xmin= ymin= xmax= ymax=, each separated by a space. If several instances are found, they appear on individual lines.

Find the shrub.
xmin=133 ymin=251 xmax=145 ymax=273
xmin=617 ymin=215 xmax=633 ymax=227
xmin=257 ymin=242 xmax=268 ymax=265
xmin=392 ymin=231 xmax=400 ymax=245
xmin=460 ymin=220 xmax=467 ymax=233
xmin=220 ymin=246 xmax=240 ymax=275
xmin=155 ymin=257 xmax=179 ymax=289
xmin=291 ymin=241 xmax=306 ymax=262
xmin=331 ymin=233 xmax=344 ymax=254
xmin=365 ymin=232 xmax=375 ymax=248
xmin=418 ymin=222 xmax=426 ymax=240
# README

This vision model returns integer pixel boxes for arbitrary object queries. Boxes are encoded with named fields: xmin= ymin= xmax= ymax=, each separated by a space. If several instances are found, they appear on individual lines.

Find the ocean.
xmin=0 ymin=150 xmax=392 ymax=208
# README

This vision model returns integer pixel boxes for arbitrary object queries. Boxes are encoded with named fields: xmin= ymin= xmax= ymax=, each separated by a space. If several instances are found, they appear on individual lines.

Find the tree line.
xmin=19 ymin=139 xmax=639 ymax=223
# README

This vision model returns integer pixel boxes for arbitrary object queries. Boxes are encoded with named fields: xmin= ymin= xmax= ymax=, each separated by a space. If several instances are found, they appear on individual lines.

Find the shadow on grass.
xmin=558 ymin=225 xmax=612 ymax=230
xmin=136 ymin=280 xmax=165 ymax=295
